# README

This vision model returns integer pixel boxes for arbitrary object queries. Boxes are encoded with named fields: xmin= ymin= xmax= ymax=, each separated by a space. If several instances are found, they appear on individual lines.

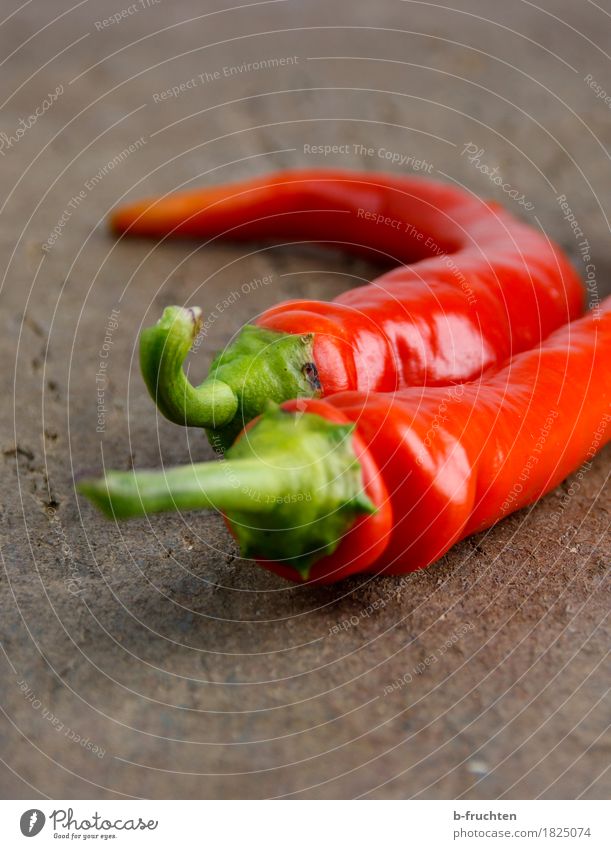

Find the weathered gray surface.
xmin=0 ymin=0 xmax=609 ymax=799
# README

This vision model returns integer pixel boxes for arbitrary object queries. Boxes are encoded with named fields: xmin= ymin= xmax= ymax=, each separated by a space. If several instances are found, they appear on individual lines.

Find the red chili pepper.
xmin=119 ymin=170 xmax=584 ymax=450
xmin=80 ymin=297 xmax=610 ymax=584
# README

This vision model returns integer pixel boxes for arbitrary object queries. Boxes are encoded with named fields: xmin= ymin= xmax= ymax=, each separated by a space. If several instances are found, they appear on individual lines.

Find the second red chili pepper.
xmin=115 ymin=170 xmax=584 ymax=449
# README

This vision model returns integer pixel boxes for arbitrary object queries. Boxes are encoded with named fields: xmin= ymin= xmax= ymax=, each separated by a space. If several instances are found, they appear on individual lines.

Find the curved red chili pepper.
xmin=80 ymin=298 xmax=610 ymax=585
xmin=123 ymin=170 xmax=584 ymax=449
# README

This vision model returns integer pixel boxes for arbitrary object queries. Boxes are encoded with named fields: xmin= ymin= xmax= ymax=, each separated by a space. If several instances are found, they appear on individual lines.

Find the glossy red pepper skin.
xmin=246 ymin=298 xmax=611 ymax=584
xmin=113 ymin=169 xmax=584 ymax=388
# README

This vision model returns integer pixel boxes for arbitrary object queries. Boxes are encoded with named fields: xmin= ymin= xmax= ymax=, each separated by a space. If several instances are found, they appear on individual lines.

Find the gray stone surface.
xmin=0 ymin=0 xmax=609 ymax=799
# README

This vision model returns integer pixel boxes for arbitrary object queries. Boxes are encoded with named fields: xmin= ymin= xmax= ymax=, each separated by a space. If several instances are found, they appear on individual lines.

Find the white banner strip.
xmin=2 ymin=799 xmax=608 ymax=847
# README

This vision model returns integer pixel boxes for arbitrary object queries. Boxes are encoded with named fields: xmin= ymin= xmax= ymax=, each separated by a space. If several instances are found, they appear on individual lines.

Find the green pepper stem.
xmin=140 ymin=305 xmax=320 ymax=451
xmin=79 ymin=408 xmax=375 ymax=574
xmin=78 ymin=457 xmax=302 ymax=520
xmin=139 ymin=306 xmax=238 ymax=429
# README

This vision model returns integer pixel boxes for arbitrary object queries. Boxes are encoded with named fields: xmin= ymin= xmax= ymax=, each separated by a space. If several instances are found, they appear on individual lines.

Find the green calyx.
xmin=224 ymin=408 xmax=374 ymax=575
xmin=78 ymin=407 xmax=374 ymax=578
xmin=139 ymin=306 xmax=321 ymax=452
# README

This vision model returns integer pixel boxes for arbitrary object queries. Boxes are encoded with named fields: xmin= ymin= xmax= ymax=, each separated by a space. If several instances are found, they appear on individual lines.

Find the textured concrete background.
xmin=1 ymin=0 xmax=609 ymax=799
